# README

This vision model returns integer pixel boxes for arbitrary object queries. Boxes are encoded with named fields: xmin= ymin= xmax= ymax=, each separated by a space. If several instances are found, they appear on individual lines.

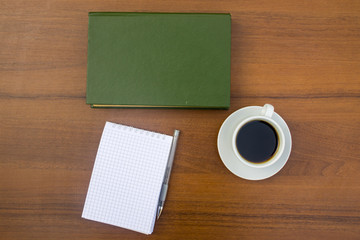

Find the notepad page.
xmin=82 ymin=122 xmax=173 ymax=234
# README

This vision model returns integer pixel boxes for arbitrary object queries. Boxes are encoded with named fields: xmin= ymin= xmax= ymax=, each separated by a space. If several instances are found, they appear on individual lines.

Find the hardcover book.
xmin=86 ymin=12 xmax=231 ymax=108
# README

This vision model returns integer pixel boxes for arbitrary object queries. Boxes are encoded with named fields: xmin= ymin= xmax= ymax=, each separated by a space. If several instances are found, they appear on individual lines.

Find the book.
xmin=86 ymin=12 xmax=231 ymax=108
xmin=82 ymin=122 xmax=179 ymax=234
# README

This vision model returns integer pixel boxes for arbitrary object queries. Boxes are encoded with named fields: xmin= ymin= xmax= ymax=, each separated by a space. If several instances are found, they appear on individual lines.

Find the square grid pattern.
xmin=82 ymin=122 xmax=173 ymax=234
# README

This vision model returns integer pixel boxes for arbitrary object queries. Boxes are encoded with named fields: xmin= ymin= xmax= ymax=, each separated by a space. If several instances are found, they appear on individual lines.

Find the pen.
xmin=157 ymin=129 xmax=180 ymax=219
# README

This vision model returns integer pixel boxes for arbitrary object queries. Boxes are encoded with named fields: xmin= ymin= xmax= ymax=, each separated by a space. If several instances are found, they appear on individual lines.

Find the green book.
xmin=86 ymin=12 xmax=231 ymax=108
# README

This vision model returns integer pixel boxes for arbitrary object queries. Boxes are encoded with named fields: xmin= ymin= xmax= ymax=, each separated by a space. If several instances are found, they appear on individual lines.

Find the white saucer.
xmin=217 ymin=106 xmax=292 ymax=180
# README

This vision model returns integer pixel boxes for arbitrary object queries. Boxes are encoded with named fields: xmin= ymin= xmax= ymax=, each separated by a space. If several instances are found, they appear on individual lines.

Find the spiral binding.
xmin=108 ymin=122 xmax=167 ymax=140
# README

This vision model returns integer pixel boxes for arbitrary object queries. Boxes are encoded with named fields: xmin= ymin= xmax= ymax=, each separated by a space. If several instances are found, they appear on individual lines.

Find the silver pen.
xmin=157 ymin=129 xmax=180 ymax=219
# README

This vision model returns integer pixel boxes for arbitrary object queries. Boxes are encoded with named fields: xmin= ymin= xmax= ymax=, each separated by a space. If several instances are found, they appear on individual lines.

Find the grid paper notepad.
xmin=82 ymin=122 xmax=174 ymax=234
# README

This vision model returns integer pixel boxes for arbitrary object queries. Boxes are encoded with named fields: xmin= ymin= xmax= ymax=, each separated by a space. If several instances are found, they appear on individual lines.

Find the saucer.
xmin=217 ymin=106 xmax=292 ymax=180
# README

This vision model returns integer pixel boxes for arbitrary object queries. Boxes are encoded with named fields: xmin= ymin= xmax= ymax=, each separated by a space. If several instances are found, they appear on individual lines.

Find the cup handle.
xmin=261 ymin=104 xmax=274 ymax=118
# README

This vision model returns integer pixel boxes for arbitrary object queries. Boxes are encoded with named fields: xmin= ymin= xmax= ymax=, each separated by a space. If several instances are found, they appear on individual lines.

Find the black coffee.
xmin=235 ymin=120 xmax=278 ymax=164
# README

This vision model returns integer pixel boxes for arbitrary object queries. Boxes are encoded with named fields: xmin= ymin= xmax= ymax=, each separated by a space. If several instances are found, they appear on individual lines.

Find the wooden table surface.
xmin=1 ymin=0 xmax=360 ymax=239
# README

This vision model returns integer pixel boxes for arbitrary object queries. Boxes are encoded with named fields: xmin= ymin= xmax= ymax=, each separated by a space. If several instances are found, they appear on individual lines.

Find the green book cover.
xmin=86 ymin=12 xmax=231 ymax=108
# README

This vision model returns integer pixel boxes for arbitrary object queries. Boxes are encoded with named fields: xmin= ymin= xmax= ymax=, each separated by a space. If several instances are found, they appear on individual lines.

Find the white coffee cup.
xmin=231 ymin=104 xmax=286 ymax=168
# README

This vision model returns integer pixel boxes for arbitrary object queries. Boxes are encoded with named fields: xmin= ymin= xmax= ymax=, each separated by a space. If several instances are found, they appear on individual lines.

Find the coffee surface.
xmin=235 ymin=120 xmax=278 ymax=163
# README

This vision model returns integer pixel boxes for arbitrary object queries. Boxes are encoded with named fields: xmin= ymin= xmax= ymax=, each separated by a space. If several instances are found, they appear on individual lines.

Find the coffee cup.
xmin=231 ymin=104 xmax=286 ymax=168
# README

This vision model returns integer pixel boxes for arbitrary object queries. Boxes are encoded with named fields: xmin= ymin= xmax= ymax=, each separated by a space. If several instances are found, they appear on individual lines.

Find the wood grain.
xmin=1 ymin=0 xmax=360 ymax=239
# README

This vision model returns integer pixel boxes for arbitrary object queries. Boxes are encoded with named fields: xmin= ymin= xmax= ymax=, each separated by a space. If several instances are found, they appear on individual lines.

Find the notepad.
xmin=82 ymin=122 xmax=175 ymax=234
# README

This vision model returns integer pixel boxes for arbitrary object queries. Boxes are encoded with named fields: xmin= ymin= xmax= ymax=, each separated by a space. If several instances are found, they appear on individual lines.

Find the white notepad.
xmin=82 ymin=122 xmax=174 ymax=234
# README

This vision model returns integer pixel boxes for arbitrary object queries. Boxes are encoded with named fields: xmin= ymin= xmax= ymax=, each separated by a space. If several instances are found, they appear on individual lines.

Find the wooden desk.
xmin=1 ymin=1 xmax=359 ymax=239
